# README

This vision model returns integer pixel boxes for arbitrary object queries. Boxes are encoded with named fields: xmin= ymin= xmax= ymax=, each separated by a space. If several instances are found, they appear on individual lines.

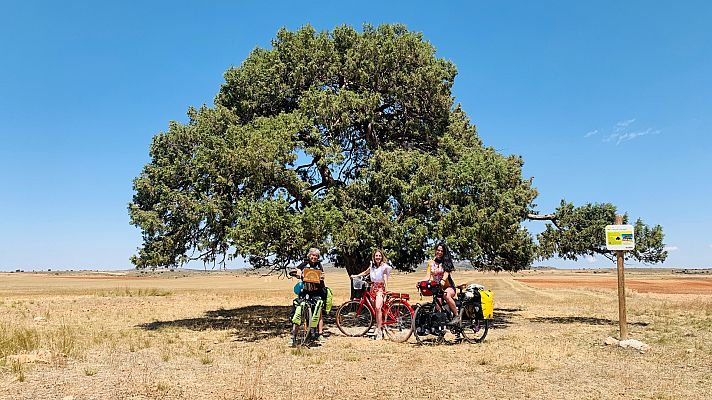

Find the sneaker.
xmin=289 ymin=338 xmax=297 ymax=347
xmin=317 ymin=334 xmax=326 ymax=344
xmin=417 ymin=326 xmax=431 ymax=336
xmin=447 ymin=315 xmax=461 ymax=326
xmin=375 ymin=329 xmax=383 ymax=340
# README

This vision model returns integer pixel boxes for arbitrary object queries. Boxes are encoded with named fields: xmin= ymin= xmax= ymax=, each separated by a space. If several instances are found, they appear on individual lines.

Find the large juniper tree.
xmin=129 ymin=24 xmax=666 ymax=274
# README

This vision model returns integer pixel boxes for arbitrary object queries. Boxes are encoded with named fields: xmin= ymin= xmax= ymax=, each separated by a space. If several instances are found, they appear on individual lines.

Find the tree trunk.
xmin=340 ymin=252 xmax=369 ymax=299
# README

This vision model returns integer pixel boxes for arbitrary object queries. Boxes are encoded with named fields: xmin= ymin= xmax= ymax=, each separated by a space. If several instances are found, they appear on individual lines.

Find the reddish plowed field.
xmin=515 ymin=277 xmax=712 ymax=294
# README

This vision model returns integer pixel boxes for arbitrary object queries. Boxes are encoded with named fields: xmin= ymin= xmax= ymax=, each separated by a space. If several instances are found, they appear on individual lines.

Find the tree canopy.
xmin=532 ymin=201 xmax=667 ymax=264
xmin=129 ymin=24 xmax=666 ymax=274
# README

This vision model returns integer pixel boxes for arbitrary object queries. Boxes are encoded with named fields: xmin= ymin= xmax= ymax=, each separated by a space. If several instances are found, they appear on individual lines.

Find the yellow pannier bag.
xmin=325 ymin=287 xmax=333 ymax=313
xmin=479 ymin=290 xmax=494 ymax=320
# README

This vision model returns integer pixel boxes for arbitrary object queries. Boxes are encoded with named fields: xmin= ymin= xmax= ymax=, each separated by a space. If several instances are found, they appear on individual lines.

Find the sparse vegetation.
xmin=0 ymin=320 xmax=82 ymax=361
xmin=11 ymin=360 xmax=25 ymax=382
xmin=290 ymin=347 xmax=309 ymax=357
xmin=0 ymin=324 xmax=40 ymax=358
xmin=156 ymin=381 xmax=171 ymax=395
xmin=160 ymin=347 xmax=171 ymax=362
xmin=95 ymin=287 xmax=172 ymax=297
xmin=0 ymin=269 xmax=710 ymax=399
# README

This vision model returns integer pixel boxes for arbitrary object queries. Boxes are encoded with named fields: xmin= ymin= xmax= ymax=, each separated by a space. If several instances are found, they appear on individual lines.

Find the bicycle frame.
xmin=336 ymin=278 xmax=414 ymax=341
xmin=354 ymin=286 xmax=400 ymax=324
xmin=292 ymin=292 xmax=323 ymax=347
xmin=413 ymin=283 xmax=489 ymax=344
xmin=288 ymin=268 xmax=329 ymax=347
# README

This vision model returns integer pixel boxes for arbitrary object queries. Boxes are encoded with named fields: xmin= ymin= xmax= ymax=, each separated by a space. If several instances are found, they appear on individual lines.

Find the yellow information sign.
xmin=605 ymin=224 xmax=635 ymax=251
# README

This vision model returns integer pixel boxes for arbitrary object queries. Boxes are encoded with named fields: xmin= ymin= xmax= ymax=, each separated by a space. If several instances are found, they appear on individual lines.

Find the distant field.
xmin=1 ymin=269 xmax=710 ymax=399
xmin=515 ymin=269 xmax=712 ymax=294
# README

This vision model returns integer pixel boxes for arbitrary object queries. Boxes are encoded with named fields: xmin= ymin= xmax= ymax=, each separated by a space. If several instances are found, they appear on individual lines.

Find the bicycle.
xmin=412 ymin=281 xmax=490 ymax=344
xmin=289 ymin=269 xmax=326 ymax=347
xmin=335 ymin=276 xmax=414 ymax=342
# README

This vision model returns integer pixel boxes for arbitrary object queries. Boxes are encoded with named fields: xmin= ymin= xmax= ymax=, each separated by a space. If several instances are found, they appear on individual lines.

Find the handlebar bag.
xmin=302 ymin=268 xmax=322 ymax=283
xmin=417 ymin=280 xmax=439 ymax=296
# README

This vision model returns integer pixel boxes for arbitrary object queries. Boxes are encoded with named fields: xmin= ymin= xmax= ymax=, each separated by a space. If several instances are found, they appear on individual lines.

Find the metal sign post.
xmin=606 ymin=216 xmax=634 ymax=340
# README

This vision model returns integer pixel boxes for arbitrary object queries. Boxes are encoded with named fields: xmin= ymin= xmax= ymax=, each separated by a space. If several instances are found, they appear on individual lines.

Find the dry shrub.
xmin=0 ymin=323 xmax=40 ymax=358
xmin=0 ymin=320 xmax=81 ymax=360
xmin=95 ymin=287 xmax=172 ymax=297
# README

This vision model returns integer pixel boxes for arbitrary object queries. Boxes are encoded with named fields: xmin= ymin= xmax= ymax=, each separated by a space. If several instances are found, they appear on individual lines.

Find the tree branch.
xmin=306 ymin=181 xmax=329 ymax=194
xmin=186 ymin=248 xmax=216 ymax=262
xmin=316 ymin=158 xmax=338 ymax=188
xmin=295 ymin=160 xmax=316 ymax=173
xmin=527 ymin=212 xmax=561 ymax=230
xmin=526 ymin=213 xmax=556 ymax=220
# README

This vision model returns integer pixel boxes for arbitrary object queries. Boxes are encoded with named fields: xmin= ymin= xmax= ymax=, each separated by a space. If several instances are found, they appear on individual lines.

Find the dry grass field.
xmin=1 ymin=268 xmax=711 ymax=399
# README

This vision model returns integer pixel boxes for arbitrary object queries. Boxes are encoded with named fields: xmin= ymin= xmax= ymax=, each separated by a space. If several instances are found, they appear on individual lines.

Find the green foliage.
xmin=536 ymin=201 xmax=667 ymax=264
xmin=631 ymin=218 xmax=667 ymax=264
xmin=129 ymin=23 xmax=537 ymax=272
xmin=129 ymin=23 xmax=664 ymax=272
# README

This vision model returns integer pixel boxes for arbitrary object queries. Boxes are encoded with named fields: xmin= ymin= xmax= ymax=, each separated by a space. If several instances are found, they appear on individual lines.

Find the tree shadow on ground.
xmin=138 ymin=305 xmax=300 ymax=342
xmin=491 ymin=307 xmax=521 ymax=329
xmin=138 ymin=305 xmax=340 ymax=342
xmin=406 ymin=306 xmax=518 ymax=347
xmin=528 ymin=316 xmax=649 ymax=327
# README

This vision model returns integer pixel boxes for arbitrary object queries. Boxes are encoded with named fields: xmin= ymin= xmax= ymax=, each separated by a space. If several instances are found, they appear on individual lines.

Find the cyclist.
xmin=292 ymin=247 xmax=328 ymax=343
xmin=351 ymin=249 xmax=392 ymax=340
xmin=423 ymin=242 xmax=460 ymax=325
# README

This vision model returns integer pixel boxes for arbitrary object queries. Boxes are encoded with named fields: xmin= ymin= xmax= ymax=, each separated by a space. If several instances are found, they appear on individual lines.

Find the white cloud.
xmin=587 ymin=118 xmax=660 ymax=145
xmin=664 ymin=246 xmax=678 ymax=252
xmin=616 ymin=129 xmax=661 ymax=144
xmin=604 ymin=128 xmax=661 ymax=145
xmin=708 ymin=244 xmax=712 ymax=249
xmin=615 ymin=118 xmax=636 ymax=131
xmin=585 ymin=255 xmax=597 ymax=263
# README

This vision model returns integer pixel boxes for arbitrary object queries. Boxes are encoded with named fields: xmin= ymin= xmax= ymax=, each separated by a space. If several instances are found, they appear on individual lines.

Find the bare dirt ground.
xmin=515 ymin=270 xmax=712 ymax=294
xmin=1 ymin=268 xmax=711 ymax=399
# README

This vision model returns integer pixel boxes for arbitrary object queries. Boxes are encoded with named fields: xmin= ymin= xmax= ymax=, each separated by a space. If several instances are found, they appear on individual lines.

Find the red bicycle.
xmin=335 ymin=276 xmax=414 ymax=342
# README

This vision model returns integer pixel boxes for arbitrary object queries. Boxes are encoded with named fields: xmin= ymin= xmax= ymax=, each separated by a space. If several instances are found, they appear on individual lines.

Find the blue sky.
xmin=1 ymin=1 xmax=710 ymax=271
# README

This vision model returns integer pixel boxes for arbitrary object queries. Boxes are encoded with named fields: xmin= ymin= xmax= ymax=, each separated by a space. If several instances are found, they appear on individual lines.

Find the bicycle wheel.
xmin=292 ymin=303 xmax=311 ymax=346
xmin=336 ymin=300 xmax=373 ymax=337
xmin=412 ymin=303 xmax=436 ymax=345
xmin=460 ymin=304 xmax=489 ymax=343
xmin=304 ymin=305 xmax=315 ymax=346
xmin=383 ymin=300 xmax=414 ymax=343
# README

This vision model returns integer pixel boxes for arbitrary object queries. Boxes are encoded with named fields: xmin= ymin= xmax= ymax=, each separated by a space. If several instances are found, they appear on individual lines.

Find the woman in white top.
xmin=352 ymin=249 xmax=392 ymax=340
